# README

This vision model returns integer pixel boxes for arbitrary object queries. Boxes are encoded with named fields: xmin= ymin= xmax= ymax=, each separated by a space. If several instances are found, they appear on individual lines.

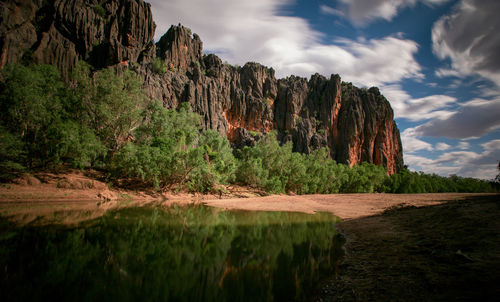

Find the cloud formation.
xmin=432 ymin=0 xmax=500 ymax=87
xmin=148 ymin=0 xmax=422 ymax=85
xmin=406 ymin=139 xmax=500 ymax=179
xmin=337 ymin=0 xmax=450 ymax=26
xmin=435 ymin=142 xmax=451 ymax=151
xmin=381 ymin=85 xmax=455 ymax=121
xmin=415 ymin=98 xmax=500 ymax=139
xmin=320 ymin=5 xmax=344 ymax=17
xmin=401 ymin=128 xmax=433 ymax=152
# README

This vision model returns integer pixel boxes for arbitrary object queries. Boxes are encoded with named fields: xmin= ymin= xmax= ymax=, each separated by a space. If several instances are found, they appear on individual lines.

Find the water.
xmin=0 ymin=205 xmax=343 ymax=301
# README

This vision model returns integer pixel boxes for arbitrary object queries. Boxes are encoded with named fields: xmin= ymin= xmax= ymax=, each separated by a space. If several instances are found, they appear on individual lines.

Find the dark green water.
xmin=0 ymin=205 xmax=343 ymax=301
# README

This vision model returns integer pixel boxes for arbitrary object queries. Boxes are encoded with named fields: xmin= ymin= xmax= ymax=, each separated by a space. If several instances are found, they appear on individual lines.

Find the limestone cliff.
xmin=0 ymin=0 xmax=404 ymax=174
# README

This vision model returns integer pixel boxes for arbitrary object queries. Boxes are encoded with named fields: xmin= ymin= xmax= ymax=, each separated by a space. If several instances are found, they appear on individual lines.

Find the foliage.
xmin=0 ymin=64 xmax=105 ymax=168
xmin=1 ymin=63 xmax=495 ymax=194
xmin=189 ymin=130 xmax=236 ymax=191
xmin=111 ymin=101 xmax=201 ymax=189
xmin=235 ymin=132 xmax=388 ymax=194
xmin=92 ymin=5 xmax=107 ymax=18
xmin=71 ymin=62 xmax=146 ymax=154
xmin=0 ymin=126 xmax=25 ymax=181
xmin=152 ymin=57 xmax=167 ymax=75
xmin=385 ymin=169 xmax=496 ymax=193
xmin=45 ymin=120 xmax=106 ymax=169
xmin=496 ymin=161 xmax=500 ymax=183
xmin=111 ymin=101 xmax=234 ymax=192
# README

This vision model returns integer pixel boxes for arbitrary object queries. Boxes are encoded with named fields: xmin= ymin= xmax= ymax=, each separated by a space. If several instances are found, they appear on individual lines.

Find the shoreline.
xmin=1 ymin=171 xmax=496 ymax=225
xmin=2 ymin=173 xmax=498 ymax=301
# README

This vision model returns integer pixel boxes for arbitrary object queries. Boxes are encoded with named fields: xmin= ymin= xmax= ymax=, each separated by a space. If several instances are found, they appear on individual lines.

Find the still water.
xmin=0 ymin=205 xmax=342 ymax=301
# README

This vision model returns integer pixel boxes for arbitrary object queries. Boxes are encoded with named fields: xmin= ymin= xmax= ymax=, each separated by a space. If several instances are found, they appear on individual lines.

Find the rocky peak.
xmin=0 ymin=0 xmax=404 ymax=174
xmin=0 ymin=0 xmax=155 ymax=78
xmin=156 ymin=24 xmax=203 ymax=74
xmin=239 ymin=62 xmax=277 ymax=100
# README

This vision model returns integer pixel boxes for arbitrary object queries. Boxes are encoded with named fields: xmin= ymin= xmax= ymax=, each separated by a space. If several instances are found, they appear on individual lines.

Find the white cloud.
xmin=432 ymin=0 xmax=500 ymax=88
xmin=320 ymin=5 xmax=344 ymax=17
xmin=435 ymin=142 xmax=451 ymax=151
xmin=381 ymin=84 xmax=456 ymax=121
xmin=405 ymin=154 xmax=460 ymax=176
xmin=457 ymin=141 xmax=470 ymax=150
xmin=337 ymin=0 xmax=451 ymax=26
xmin=406 ymin=139 xmax=500 ymax=179
xmin=401 ymin=127 xmax=433 ymax=153
xmin=415 ymin=98 xmax=500 ymax=139
xmin=148 ymin=0 xmax=423 ymax=85
xmin=435 ymin=67 xmax=463 ymax=78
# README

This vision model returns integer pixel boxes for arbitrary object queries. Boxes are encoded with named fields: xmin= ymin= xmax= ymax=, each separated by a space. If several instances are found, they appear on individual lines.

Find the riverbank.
xmin=316 ymin=194 xmax=500 ymax=301
xmin=1 ymin=172 xmax=498 ymax=300
xmin=0 ymin=171 xmax=495 ymax=225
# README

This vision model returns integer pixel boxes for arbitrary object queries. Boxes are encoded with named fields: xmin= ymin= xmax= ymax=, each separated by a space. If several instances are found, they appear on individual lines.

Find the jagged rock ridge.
xmin=0 ymin=0 xmax=403 ymax=174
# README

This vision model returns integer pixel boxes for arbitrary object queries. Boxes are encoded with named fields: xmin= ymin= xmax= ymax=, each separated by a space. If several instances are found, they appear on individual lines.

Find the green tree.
xmin=112 ymin=101 xmax=236 ymax=192
xmin=71 ymin=62 xmax=146 ymax=155
xmin=0 ymin=64 xmax=66 ymax=167
xmin=0 ymin=126 xmax=25 ymax=180
xmin=496 ymin=162 xmax=500 ymax=183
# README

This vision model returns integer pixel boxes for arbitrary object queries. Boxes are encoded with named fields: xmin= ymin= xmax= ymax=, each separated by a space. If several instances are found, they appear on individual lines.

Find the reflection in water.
xmin=0 ymin=205 xmax=343 ymax=301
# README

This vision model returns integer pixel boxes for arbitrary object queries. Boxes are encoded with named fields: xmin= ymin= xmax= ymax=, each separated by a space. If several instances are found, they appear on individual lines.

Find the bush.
xmin=384 ymin=169 xmax=497 ymax=193
xmin=71 ymin=62 xmax=146 ymax=155
xmin=0 ymin=126 xmax=25 ymax=181
xmin=92 ymin=5 xmax=107 ymax=18
xmin=152 ymin=57 xmax=167 ymax=75
xmin=0 ymin=63 xmax=110 ymax=170
xmin=112 ymin=102 xmax=235 ymax=193
xmin=0 ymin=64 xmax=78 ymax=167
xmin=45 ymin=121 xmax=106 ymax=169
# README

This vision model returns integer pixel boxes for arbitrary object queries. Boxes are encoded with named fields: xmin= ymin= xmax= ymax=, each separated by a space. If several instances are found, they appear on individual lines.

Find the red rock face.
xmin=0 ymin=1 xmax=404 ymax=174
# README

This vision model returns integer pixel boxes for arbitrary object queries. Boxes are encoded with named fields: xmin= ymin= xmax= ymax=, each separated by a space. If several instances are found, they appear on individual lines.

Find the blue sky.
xmin=148 ymin=0 xmax=500 ymax=179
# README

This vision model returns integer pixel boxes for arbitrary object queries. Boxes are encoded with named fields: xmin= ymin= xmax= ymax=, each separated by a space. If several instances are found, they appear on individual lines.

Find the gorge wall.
xmin=0 ymin=0 xmax=404 ymax=174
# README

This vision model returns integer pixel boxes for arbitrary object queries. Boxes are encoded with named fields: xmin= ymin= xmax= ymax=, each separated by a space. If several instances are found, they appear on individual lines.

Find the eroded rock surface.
xmin=0 ymin=0 xmax=404 ymax=174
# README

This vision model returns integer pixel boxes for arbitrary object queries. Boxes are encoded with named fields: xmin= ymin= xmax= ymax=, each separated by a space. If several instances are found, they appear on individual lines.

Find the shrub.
xmin=92 ymin=5 xmax=107 ymax=18
xmin=0 ymin=126 xmax=25 ymax=181
xmin=71 ymin=62 xmax=146 ymax=155
xmin=152 ymin=57 xmax=167 ymax=75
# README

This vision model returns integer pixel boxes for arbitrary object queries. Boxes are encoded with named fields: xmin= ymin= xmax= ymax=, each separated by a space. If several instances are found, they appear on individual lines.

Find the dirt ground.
xmin=0 ymin=172 xmax=266 ymax=225
xmin=0 ymin=171 xmax=493 ymax=224
xmin=315 ymin=194 xmax=500 ymax=302
xmin=201 ymin=193 xmax=494 ymax=219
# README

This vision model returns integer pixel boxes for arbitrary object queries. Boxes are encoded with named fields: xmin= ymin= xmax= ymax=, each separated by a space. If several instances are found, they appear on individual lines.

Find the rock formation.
xmin=0 ymin=0 xmax=404 ymax=174
xmin=0 ymin=0 xmax=155 ymax=78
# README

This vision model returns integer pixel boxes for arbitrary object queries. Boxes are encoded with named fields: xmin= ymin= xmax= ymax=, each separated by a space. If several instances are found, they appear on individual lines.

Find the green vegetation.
xmin=0 ymin=63 xmax=496 ymax=193
xmin=0 ymin=64 xmax=105 ymax=171
xmin=92 ymin=4 xmax=107 ymax=18
xmin=235 ymin=133 xmax=387 ymax=194
xmin=385 ymin=169 xmax=497 ymax=193
xmin=152 ymin=57 xmax=167 ymax=74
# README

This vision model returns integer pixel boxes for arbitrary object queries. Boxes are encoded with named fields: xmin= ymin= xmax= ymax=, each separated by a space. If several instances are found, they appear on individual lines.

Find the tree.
xmin=496 ymin=161 xmax=500 ymax=183
xmin=0 ymin=64 xmax=104 ymax=169
xmin=71 ymin=62 xmax=147 ymax=155
xmin=0 ymin=126 xmax=25 ymax=180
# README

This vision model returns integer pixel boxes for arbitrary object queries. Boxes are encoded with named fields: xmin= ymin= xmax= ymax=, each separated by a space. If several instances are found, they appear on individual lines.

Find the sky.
xmin=148 ymin=0 xmax=500 ymax=180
